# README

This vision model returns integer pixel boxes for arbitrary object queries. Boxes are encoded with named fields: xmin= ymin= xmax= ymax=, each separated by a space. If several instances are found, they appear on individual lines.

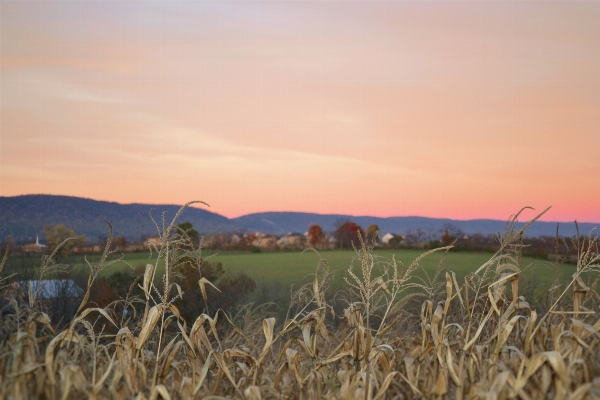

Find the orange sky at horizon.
xmin=1 ymin=1 xmax=599 ymax=223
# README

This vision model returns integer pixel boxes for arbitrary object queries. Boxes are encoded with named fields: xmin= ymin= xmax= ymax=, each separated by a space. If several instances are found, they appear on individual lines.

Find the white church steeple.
xmin=35 ymin=235 xmax=46 ymax=248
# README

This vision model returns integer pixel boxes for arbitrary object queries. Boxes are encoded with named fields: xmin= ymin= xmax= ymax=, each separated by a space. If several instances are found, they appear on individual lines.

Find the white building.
xmin=381 ymin=233 xmax=395 ymax=244
xmin=21 ymin=235 xmax=47 ymax=253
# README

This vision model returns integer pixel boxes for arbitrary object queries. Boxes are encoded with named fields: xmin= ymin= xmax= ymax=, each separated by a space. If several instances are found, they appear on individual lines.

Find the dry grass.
xmin=1 ymin=204 xmax=600 ymax=399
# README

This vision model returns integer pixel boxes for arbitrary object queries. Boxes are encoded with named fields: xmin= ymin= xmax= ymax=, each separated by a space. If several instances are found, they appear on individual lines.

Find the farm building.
xmin=277 ymin=233 xmax=306 ymax=249
xmin=4 ymin=279 xmax=85 ymax=320
xmin=252 ymin=235 xmax=278 ymax=250
xmin=145 ymin=236 xmax=162 ymax=248
xmin=381 ymin=233 xmax=395 ymax=244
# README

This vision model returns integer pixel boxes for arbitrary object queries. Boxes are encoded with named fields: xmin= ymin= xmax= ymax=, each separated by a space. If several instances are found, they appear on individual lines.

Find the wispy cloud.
xmin=1 ymin=1 xmax=599 ymax=222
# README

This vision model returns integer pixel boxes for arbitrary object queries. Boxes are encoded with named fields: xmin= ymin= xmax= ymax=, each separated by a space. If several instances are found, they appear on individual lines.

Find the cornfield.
xmin=1 ymin=203 xmax=599 ymax=399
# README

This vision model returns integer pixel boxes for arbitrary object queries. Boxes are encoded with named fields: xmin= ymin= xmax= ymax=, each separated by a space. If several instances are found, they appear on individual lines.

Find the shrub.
xmin=174 ymin=259 xmax=256 ymax=321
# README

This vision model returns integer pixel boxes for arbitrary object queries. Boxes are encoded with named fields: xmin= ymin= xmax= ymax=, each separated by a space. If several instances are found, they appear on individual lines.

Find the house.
xmin=277 ymin=233 xmax=306 ymax=249
xmin=252 ymin=235 xmax=278 ymax=251
xmin=74 ymin=245 xmax=97 ymax=253
xmin=145 ymin=236 xmax=162 ymax=248
xmin=230 ymin=234 xmax=241 ymax=245
xmin=381 ymin=233 xmax=395 ymax=244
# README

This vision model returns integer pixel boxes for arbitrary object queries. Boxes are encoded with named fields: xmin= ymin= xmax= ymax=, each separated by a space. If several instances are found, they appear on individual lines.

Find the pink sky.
xmin=1 ymin=1 xmax=599 ymax=222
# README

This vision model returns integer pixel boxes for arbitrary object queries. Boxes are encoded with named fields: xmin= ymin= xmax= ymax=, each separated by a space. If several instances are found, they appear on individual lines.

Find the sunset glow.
xmin=1 ymin=1 xmax=599 ymax=222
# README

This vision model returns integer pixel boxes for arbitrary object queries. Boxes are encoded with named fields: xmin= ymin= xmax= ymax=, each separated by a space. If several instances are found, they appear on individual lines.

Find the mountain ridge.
xmin=0 ymin=194 xmax=240 ymax=243
xmin=230 ymin=211 xmax=596 ymax=239
xmin=1 ymin=194 xmax=597 ymax=243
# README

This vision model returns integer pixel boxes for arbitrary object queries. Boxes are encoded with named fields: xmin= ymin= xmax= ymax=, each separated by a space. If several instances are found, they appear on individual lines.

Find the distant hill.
xmin=232 ymin=212 xmax=598 ymax=239
xmin=0 ymin=195 xmax=242 ymax=243
xmin=1 ymin=195 xmax=597 ymax=243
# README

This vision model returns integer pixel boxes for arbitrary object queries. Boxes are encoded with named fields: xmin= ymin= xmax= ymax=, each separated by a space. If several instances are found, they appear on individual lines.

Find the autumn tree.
xmin=42 ymin=224 xmax=85 ymax=261
xmin=177 ymin=222 xmax=199 ymax=248
xmin=441 ymin=230 xmax=455 ymax=246
xmin=203 ymin=233 xmax=229 ymax=252
xmin=113 ymin=236 xmax=127 ymax=251
xmin=104 ymin=269 xmax=143 ymax=299
xmin=439 ymin=223 xmax=464 ymax=246
xmin=307 ymin=224 xmax=326 ymax=248
xmin=334 ymin=221 xmax=365 ymax=249
xmin=405 ymin=228 xmax=428 ymax=244
xmin=366 ymin=224 xmax=380 ymax=245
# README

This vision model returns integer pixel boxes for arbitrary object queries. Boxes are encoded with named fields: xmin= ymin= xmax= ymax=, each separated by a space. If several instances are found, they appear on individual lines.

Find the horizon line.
xmin=2 ymin=193 xmax=599 ymax=225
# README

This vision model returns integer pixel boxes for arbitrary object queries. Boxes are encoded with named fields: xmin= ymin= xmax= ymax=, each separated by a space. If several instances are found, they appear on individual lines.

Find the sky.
xmin=1 ymin=1 xmax=599 ymax=222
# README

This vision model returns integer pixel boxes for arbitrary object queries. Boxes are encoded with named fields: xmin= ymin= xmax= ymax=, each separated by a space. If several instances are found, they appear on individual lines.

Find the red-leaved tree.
xmin=307 ymin=224 xmax=326 ymax=248
xmin=335 ymin=221 xmax=365 ymax=249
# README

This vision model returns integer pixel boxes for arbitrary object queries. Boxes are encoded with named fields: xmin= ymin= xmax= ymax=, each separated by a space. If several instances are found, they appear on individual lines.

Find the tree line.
xmin=9 ymin=220 xmax=580 ymax=260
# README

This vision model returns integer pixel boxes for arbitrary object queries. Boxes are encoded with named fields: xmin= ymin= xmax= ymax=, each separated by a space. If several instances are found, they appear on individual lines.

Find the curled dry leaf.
xmin=198 ymin=277 xmax=220 ymax=301
xmin=137 ymin=304 xmax=163 ymax=350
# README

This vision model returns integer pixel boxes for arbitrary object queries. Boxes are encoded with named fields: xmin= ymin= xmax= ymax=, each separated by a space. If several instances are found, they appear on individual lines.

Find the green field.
xmin=205 ymin=249 xmax=564 ymax=288
xmin=68 ymin=248 xmax=573 ymax=299
xmin=7 ymin=248 xmax=577 ymax=307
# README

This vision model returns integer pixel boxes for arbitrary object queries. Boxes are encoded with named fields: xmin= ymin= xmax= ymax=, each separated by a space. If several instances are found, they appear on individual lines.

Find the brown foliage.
xmin=366 ymin=224 xmax=380 ymax=245
xmin=88 ymin=278 xmax=119 ymax=309
xmin=42 ymin=224 xmax=85 ymax=261
xmin=335 ymin=221 xmax=365 ymax=249
xmin=307 ymin=224 xmax=326 ymax=248
xmin=441 ymin=229 xmax=455 ymax=246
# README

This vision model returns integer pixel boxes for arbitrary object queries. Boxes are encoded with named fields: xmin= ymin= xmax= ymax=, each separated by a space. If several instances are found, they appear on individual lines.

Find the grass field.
xmin=205 ymin=249 xmax=570 ymax=291
xmin=57 ymin=248 xmax=575 ymax=305
xmin=59 ymin=249 xmax=564 ymax=284
xmin=7 ymin=248 xmax=576 ymax=305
